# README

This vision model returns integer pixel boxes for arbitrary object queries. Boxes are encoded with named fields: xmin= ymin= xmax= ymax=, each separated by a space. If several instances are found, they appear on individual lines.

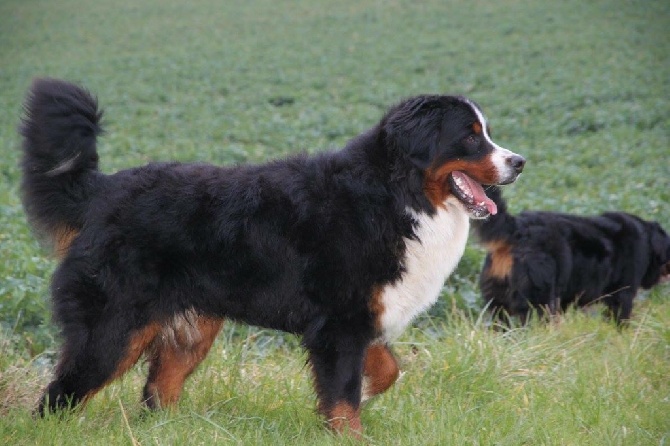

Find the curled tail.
xmin=472 ymin=186 xmax=517 ymax=244
xmin=19 ymin=78 xmax=103 ymax=253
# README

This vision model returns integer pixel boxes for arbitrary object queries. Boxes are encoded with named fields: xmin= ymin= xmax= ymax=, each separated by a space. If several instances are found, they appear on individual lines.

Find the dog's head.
xmin=382 ymin=95 xmax=524 ymax=219
xmin=641 ymin=221 xmax=670 ymax=288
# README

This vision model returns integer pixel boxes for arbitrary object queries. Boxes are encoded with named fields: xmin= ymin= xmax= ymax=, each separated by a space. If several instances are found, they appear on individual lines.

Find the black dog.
xmin=473 ymin=187 xmax=670 ymax=326
xmin=20 ymin=78 xmax=524 ymax=435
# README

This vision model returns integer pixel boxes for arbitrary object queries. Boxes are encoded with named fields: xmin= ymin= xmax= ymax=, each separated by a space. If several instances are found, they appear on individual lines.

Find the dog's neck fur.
xmin=344 ymin=125 xmax=435 ymax=215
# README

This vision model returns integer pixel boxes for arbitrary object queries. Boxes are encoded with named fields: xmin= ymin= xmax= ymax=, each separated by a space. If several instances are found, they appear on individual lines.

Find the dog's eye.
xmin=464 ymin=135 xmax=477 ymax=145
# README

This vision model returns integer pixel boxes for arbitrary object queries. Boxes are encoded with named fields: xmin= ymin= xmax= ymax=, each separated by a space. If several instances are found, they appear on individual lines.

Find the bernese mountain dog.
xmin=19 ymin=78 xmax=524 ymax=436
xmin=473 ymin=186 xmax=670 ymax=327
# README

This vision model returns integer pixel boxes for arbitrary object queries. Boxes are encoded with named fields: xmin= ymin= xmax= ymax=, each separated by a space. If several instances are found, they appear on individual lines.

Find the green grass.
xmin=2 ymin=304 xmax=669 ymax=445
xmin=1 ymin=0 xmax=669 ymax=444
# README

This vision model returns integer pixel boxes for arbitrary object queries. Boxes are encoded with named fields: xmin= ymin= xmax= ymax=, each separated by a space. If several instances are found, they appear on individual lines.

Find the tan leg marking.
xmin=361 ymin=343 xmax=400 ymax=401
xmin=327 ymin=401 xmax=363 ymax=438
xmin=81 ymin=322 xmax=161 ymax=404
xmin=144 ymin=315 xmax=223 ymax=408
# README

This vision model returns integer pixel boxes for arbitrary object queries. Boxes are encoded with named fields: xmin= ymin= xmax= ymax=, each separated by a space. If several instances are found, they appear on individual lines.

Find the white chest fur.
xmin=378 ymin=197 xmax=470 ymax=341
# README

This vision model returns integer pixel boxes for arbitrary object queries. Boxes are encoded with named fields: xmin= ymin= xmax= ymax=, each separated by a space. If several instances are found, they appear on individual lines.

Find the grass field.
xmin=1 ymin=0 xmax=669 ymax=444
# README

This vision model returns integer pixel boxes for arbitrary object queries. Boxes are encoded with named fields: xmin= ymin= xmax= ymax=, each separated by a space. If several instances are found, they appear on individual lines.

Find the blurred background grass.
xmin=1 ymin=0 xmax=668 ymax=359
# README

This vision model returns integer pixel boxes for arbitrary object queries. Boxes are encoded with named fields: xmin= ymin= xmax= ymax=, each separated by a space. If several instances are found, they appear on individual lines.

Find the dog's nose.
xmin=506 ymin=155 xmax=526 ymax=173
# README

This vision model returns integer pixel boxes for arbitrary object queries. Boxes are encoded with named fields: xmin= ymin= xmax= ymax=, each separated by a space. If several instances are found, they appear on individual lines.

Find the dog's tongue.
xmin=453 ymin=171 xmax=498 ymax=215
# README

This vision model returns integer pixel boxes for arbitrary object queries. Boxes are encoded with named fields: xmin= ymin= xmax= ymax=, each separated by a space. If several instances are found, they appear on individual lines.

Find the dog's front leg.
xmin=604 ymin=288 xmax=636 ymax=327
xmin=304 ymin=331 xmax=368 ymax=438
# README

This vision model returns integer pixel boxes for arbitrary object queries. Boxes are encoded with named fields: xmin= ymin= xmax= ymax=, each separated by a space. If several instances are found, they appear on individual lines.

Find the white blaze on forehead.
xmin=463 ymin=98 xmax=493 ymax=142
xmin=463 ymin=98 xmax=518 ymax=178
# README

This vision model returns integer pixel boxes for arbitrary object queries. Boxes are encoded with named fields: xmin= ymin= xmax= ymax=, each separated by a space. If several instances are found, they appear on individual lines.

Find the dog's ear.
xmin=382 ymin=96 xmax=443 ymax=170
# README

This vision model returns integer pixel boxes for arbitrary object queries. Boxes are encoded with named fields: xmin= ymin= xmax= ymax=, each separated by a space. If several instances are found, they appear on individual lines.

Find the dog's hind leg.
xmin=142 ymin=314 xmax=223 ymax=409
xmin=361 ymin=343 xmax=399 ymax=402
xmin=38 ymin=317 xmax=161 ymax=416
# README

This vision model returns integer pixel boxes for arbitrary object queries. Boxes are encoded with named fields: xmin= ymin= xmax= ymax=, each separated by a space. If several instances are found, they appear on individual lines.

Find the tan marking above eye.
xmin=472 ymin=122 xmax=482 ymax=134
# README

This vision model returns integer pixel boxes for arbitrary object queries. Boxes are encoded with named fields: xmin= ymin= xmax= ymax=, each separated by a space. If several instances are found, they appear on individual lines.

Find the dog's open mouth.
xmin=448 ymin=171 xmax=497 ymax=219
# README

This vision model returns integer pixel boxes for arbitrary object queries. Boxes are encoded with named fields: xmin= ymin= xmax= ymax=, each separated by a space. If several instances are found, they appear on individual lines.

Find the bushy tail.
xmin=19 ymin=78 xmax=103 ymax=250
xmin=472 ymin=186 xmax=517 ymax=243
